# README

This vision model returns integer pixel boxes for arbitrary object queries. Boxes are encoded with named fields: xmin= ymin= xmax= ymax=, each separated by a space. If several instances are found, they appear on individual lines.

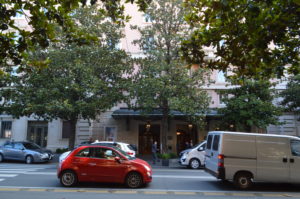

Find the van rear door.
xmin=205 ymin=133 xmax=222 ymax=178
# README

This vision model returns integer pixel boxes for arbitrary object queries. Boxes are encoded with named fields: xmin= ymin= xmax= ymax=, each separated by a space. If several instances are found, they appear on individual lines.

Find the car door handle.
xmin=88 ymin=163 xmax=96 ymax=166
xmin=290 ymin=158 xmax=295 ymax=163
xmin=283 ymin=158 xmax=288 ymax=163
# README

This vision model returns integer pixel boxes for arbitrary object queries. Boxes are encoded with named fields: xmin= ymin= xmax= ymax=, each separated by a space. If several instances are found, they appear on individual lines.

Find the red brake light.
xmin=127 ymin=152 xmax=134 ymax=155
xmin=218 ymin=154 xmax=224 ymax=167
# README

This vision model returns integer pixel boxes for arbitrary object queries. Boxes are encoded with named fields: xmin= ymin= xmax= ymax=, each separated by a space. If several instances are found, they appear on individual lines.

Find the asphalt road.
xmin=0 ymin=161 xmax=300 ymax=199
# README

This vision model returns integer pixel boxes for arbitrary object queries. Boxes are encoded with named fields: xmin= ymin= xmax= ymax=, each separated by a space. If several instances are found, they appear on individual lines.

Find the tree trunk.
xmin=161 ymin=100 xmax=169 ymax=153
xmin=68 ymin=119 xmax=77 ymax=150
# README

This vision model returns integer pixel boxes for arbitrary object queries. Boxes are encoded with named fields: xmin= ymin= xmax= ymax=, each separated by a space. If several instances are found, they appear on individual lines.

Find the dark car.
xmin=0 ymin=141 xmax=53 ymax=164
xmin=57 ymin=145 xmax=152 ymax=188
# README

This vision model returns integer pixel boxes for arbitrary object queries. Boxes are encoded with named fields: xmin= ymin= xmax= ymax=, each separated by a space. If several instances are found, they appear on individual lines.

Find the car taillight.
xmin=127 ymin=152 xmax=134 ymax=155
xmin=218 ymin=154 xmax=224 ymax=167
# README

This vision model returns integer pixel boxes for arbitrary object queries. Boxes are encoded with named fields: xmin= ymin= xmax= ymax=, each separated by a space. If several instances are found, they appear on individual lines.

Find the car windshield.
xmin=23 ymin=142 xmax=41 ymax=150
xmin=192 ymin=142 xmax=204 ymax=149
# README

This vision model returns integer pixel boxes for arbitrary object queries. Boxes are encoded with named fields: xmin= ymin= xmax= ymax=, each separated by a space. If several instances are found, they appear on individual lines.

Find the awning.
xmin=111 ymin=108 xmax=222 ymax=120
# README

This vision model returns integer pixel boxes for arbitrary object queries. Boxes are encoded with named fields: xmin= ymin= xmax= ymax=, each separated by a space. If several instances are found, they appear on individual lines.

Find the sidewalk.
xmin=136 ymin=155 xmax=183 ymax=169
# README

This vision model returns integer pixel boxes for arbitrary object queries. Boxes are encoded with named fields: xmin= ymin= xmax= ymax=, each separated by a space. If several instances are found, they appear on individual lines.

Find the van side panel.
xmin=256 ymin=136 xmax=290 ymax=182
xmin=222 ymin=134 xmax=257 ymax=180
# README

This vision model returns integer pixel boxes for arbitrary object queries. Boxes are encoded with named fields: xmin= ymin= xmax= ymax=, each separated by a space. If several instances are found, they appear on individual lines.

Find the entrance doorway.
xmin=176 ymin=124 xmax=197 ymax=154
xmin=138 ymin=124 xmax=160 ymax=154
xmin=27 ymin=122 xmax=48 ymax=147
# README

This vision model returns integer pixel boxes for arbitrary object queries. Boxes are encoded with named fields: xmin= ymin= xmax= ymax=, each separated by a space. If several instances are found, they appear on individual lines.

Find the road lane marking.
xmin=0 ymin=179 xmax=4 ymax=182
xmin=174 ymin=192 xmax=196 ymax=195
xmin=153 ymin=175 xmax=215 ymax=179
xmin=0 ymin=174 xmax=18 ymax=177
xmin=144 ymin=191 xmax=167 ymax=195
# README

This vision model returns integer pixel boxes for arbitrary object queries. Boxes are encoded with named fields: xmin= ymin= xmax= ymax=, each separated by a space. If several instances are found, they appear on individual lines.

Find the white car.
xmin=59 ymin=141 xmax=137 ymax=162
xmin=179 ymin=141 xmax=206 ymax=169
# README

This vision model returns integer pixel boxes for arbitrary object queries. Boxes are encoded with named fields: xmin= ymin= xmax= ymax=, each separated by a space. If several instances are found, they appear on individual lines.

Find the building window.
xmin=144 ymin=13 xmax=153 ymax=23
xmin=105 ymin=127 xmax=117 ymax=141
xmin=62 ymin=121 xmax=72 ymax=139
xmin=1 ymin=121 xmax=12 ymax=138
xmin=219 ymin=93 xmax=228 ymax=105
xmin=217 ymin=70 xmax=226 ymax=82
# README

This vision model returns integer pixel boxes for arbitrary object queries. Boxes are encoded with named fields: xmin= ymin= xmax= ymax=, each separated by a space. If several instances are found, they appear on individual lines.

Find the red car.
xmin=57 ymin=145 xmax=152 ymax=188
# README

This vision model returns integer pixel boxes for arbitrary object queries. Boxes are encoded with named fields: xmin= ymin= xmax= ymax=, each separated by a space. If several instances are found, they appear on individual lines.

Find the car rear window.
xmin=212 ymin=135 xmax=220 ymax=151
xmin=206 ymin=135 xmax=213 ymax=150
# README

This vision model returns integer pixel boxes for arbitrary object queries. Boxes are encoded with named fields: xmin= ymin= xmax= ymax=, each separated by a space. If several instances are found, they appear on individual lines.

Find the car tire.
xmin=189 ymin=158 xmax=201 ymax=169
xmin=234 ymin=172 xmax=253 ymax=190
xmin=60 ymin=170 xmax=78 ymax=187
xmin=125 ymin=172 xmax=143 ymax=188
xmin=25 ymin=155 xmax=34 ymax=164
xmin=0 ymin=154 xmax=3 ymax=162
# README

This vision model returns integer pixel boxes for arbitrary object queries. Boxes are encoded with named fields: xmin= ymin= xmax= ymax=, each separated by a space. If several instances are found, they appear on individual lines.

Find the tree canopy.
xmin=130 ymin=0 xmax=210 ymax=153
xmin=182 ymin=0 xmax=300 ymax=79
xmin=280 ymin=75 xmax=300 ymax=117
xmin=0 ymin=0 xmax=150 ymax=69
xmin=219 ymin=80 xmax=282 ymax=132
xmin=2 ymin=7 xmax=132 ymax=149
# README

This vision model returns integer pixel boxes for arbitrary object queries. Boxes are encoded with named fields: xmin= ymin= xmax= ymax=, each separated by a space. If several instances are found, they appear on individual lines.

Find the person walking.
xmin=152 ymin=141 xmax=158 ymax=164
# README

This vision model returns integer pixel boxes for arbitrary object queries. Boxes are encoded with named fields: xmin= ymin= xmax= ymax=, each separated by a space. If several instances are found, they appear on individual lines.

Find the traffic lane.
xmin=1 ymin=170 xmax=300 ymax=193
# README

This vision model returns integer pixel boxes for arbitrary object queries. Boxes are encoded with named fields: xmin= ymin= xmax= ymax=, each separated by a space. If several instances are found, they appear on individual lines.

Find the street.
xmin=0 ymin=162 xmax=300 ymax=198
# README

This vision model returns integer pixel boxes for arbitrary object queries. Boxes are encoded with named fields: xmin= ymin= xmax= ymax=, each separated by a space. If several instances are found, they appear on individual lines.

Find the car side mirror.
xmin=198 ymin=147 xmax=204 ymax=151
xmin=115 ymin=156 xmax=122 ymax=164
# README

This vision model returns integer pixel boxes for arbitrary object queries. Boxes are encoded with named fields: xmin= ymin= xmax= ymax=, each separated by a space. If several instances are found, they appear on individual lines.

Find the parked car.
xmin=57 ymin=145 xmax=152 ymax=188
xmin=58 ymin=141 xmax=137 ymax=163
xmin=0 ymin=141 xmax=53 ymax=164
xmin=179 ymin=141 xmax=206 ymax=169
xmin=205 ymin=131 xmax=300 ymax=189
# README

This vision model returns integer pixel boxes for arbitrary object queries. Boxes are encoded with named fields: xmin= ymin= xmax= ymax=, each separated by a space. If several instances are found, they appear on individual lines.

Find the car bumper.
xmin=205 ymin=167 xmax=225 ymax=180
xmin=179 ymin=157 xmax=189 ymax=166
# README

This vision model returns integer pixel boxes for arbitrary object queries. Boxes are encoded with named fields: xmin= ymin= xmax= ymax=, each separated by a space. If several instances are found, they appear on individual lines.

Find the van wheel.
xmin=189 ymin=158 xmax=201 ymax=169
xmin=125 ymin=172 xmax=143 ymax=188
xmin=25 ymin=155 xmax=34 ymax=164
xmin=60 ymin=170 xmax=78 ymax=187
xmin=234 ymin=172 xmax=253 ymax=190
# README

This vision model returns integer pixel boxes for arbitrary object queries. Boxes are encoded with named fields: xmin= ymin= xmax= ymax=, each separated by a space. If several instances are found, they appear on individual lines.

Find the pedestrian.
xmin=152 ymin=141 xmax=158 ymax=164
xmin=189 ymin=140 xmax=194 ymax=148
xmin=185 ymin=141 xmax=190 ymax=149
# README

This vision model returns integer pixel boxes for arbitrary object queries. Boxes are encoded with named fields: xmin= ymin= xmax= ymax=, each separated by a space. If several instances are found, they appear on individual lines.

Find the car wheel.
xmin=60 ymin=170 xmax=78 ymax=187
xmin=25 ymin=155 xmax=34 ymax=164
xmin=189 ymin=158 xmax=201 ymax=169
xmin=0 ymin=154 xmax=3 ymax=162
xmin=234 ymin=172 xmax=253 ymax=190
xmin=125 ymin=172 xmax=143 ymax=188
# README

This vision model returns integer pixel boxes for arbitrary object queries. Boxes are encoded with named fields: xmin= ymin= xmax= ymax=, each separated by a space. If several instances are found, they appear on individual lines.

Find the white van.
xmin=205 ymin=131 xmax=300 ymax=189
xmin=179 ymin=141 xmax=206 ymax=169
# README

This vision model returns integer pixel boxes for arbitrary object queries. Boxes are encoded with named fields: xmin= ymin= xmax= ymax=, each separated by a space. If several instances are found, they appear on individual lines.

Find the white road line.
xmin=153 ymin=175 xmax=215 ymax=179
xmin=0 ymin=179 xmax=4 ymax=182
xmin=0 ymin=174 xmax=18 ymax=177
xmin=0 ymin=169 xmax=38 ymax=171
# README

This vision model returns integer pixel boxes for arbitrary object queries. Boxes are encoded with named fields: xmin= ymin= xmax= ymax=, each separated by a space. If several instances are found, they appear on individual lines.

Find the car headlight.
xmin=143 ymin=165 xmax=151 ymax=172
xmin=40 ymin=153 xmax=49 ymax=158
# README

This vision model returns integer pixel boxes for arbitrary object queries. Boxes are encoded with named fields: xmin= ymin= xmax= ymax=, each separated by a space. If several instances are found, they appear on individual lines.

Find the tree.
xmin=181 ymin=0 xmax=300 ymax=79
xmin=280 ymin=75 xmax=300 ymax=118
xmin=3 ymin=7 xmax=132 ymax=149
xmin=130 ymin=0 xmax=210 ymax=153
xmin=219 ymin=80 xmax=282 ymax=132
xmin=0 ymin=0 xmax=150 ymax=69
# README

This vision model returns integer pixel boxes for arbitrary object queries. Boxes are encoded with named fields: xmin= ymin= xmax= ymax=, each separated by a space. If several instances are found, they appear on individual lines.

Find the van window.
xmin=207 ymin=135 xmax=213 ymax=149
xmin=212 ymin=135 xmax=220 ymax=151
xmin=291 ymin=140 xmax=300 ymax=156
